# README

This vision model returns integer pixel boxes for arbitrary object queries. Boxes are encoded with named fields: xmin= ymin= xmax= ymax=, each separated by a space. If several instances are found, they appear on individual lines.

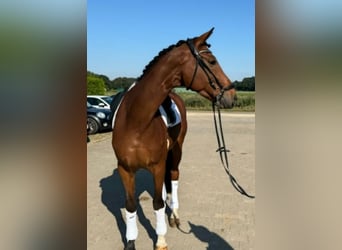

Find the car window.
xmin=88 ymin=98 xmax=102 ymax=105
xmin=87 ymin=98 xmax=96 ymax=105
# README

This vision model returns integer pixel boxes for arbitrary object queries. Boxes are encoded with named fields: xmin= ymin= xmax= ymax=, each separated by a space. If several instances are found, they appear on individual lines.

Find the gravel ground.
xmin=87 ymin=111 xmax=255 ymax=250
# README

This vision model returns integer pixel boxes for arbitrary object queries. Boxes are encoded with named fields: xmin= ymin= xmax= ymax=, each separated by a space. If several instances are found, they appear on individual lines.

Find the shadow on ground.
xmin=188 ymin=222 xmax=234 ymax=250
xmin=100 ymin=169 xmax=234 ymax=249
xmin=100 ymin=169 xmax=156 ymax=246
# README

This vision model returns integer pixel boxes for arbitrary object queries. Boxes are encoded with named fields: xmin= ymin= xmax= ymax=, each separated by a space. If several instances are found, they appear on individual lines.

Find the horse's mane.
xmin=136 ymin=39 xmax=187 ymax=81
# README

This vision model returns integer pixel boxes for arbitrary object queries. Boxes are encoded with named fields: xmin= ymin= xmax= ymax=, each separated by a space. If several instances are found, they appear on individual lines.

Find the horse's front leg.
xmin=152 ymin=164 xmax=168 ymax=250
xmin=118 ymin=165 xmax=138 ymax=250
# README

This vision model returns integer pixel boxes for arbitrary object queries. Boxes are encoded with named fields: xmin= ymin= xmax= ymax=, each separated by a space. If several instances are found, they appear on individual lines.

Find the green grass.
xmin=232 ymin=91 xmax=255 ymax=112
xmin=174 ymin=89 xmax=255 ymax=112
xmin=106 ymin=89 xmax=255 ymax=112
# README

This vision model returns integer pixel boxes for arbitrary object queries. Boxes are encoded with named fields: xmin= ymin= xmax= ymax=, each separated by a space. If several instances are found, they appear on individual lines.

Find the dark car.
xmin=87 ymin=95 xmax=113 ymax=109
xmin=87 ymin=102 xmax=113 ymax=134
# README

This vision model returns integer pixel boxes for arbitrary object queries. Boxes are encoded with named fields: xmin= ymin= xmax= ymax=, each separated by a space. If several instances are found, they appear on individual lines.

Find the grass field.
xmin=106 ymin=89 xmax=255 ymax=112
xmin=174 ymin=89 xmax=255 ymax=112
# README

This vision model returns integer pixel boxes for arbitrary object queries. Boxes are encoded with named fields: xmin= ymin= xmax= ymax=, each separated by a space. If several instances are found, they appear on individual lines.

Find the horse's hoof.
xmin=124 ymin=240 xmax=136 ymax=250
xmin=155 ymin=246 xmax=168 ymax=250
xmin=169 ymin=217 xmax=180 ymax=228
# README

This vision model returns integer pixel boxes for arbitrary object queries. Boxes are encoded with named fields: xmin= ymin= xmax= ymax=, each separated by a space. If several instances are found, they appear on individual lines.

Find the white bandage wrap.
xmin=170 ymin=180 xmax=179 ymax=209
xmin=154 ymin=206 xmax=167 ymax=236
xmin=125 ymin=210 xmax=138 ymax=240
xmin=162 ymin=183 xmax=167 ymax=201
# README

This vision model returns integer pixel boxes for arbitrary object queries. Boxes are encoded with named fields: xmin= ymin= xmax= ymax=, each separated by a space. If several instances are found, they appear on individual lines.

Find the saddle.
xmin=161 ymin=97 xmax=177 ymax=124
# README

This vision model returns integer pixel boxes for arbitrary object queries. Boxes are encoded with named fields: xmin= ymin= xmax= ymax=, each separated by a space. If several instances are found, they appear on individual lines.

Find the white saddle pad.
xmin=158 ymin=99 xmax=181 ymax=128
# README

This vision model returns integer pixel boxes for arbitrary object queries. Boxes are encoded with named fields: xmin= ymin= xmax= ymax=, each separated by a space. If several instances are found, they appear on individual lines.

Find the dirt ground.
xmin=87 ymin=111 xmax=255 ymax=250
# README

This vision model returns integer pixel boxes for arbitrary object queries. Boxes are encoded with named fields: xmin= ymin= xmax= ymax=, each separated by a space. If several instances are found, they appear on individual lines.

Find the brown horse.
xmin=112 ymin=28 xmax=236 ymax=250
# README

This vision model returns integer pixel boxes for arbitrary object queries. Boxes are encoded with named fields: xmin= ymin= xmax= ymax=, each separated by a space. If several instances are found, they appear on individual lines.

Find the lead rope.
xmin=212 ymin=102 xmax=255 ymax=199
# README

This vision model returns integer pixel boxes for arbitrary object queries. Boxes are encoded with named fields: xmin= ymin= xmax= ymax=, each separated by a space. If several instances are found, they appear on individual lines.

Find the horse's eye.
xmin=209 ymin=59 xmax=217 ymax=65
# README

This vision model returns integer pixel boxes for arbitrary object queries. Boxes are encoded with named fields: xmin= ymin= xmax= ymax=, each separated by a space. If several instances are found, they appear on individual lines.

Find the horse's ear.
xmin=194 ymin=27 xmax=215 ymax=46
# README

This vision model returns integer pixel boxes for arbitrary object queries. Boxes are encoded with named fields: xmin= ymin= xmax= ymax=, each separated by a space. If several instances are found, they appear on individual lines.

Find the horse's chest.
xmin=114 ymin=119 xmax=168 ymax=167
xmin=124 ymin=144 xmax=165 ymax=168
xmin=118 ymin=134 xmax=167 ymax=167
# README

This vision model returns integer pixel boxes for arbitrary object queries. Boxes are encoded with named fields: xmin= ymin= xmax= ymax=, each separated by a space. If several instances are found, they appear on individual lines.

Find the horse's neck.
xmin=124 ymin=70 xmax=180 ymax=129
xmin=119 ymin=49 xmax=183 ymax=130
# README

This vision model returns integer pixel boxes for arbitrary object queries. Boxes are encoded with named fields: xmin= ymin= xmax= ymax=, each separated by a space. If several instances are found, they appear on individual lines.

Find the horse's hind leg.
xmin=166 ymin=144 xmax=181 ymax=228
xmin=118 ymin=165 xmax=138 ymax=250
xmin=152 ymin=163 xmax=168 ymax=250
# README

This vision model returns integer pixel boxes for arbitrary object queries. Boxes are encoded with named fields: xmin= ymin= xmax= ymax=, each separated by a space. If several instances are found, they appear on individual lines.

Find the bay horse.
xmin=112 ymin=28 xmax=236 ymax=250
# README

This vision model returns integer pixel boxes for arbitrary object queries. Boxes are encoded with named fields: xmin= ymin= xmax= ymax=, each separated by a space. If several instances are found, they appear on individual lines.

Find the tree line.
xmin=233 ymin=76 xmax=255 ymax=91
xmin=87 ymin=71 xmax=136 ymax=94
xmin=87 ymin=71 xmax=255 ymax=95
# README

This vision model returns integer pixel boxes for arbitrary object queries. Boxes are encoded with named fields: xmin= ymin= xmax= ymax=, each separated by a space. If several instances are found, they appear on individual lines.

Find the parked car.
xmin=87 ymin=95 xmax=113 ymax=109
xmin=87 ymin=102 xmax=112 ymax=134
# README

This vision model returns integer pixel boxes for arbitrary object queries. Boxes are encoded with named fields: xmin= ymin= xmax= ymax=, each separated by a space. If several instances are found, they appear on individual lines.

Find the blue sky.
xmin=87 ymin=0 xmax=255 ymax=81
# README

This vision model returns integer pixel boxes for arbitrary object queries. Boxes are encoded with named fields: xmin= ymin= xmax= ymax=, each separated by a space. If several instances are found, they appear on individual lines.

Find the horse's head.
xmin=181 ymin=28 xmax=236 ymax=108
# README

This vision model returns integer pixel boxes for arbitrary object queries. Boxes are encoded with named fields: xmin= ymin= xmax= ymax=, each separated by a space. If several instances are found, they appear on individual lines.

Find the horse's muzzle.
xmin=216 ymin=92 xmax=237 ymax=109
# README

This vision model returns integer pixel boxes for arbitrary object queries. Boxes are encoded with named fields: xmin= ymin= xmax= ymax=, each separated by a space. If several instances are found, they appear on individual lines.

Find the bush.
xmin=87 ymin=76 xmax=106 ymax=95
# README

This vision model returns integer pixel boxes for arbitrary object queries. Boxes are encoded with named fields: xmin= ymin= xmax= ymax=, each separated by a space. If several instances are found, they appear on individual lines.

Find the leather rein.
xmin=186 ymin=39 xmax=255 ymax=199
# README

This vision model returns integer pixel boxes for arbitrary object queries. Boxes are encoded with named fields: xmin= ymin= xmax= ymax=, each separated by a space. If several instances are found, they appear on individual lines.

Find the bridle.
xmin=186 ymin=38 xmax=255 ymax=199
xmin=186 ymin=38 xmax=235 ymax=105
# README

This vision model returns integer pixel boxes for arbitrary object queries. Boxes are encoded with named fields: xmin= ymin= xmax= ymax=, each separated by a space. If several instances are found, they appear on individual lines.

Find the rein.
xmin=212 ymin=103 xmax=255 ymax=199
xmin=186 ymin=38 xmax=254 ymax=198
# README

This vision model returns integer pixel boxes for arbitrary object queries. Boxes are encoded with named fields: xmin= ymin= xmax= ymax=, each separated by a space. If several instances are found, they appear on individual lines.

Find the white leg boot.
xmin=170 ymin=180 xmax=180 ymax=227
xmin=125 ymin=210 xmax=138 ymax=241
xmin=154 ymin=205 xmax=167 ymax=249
